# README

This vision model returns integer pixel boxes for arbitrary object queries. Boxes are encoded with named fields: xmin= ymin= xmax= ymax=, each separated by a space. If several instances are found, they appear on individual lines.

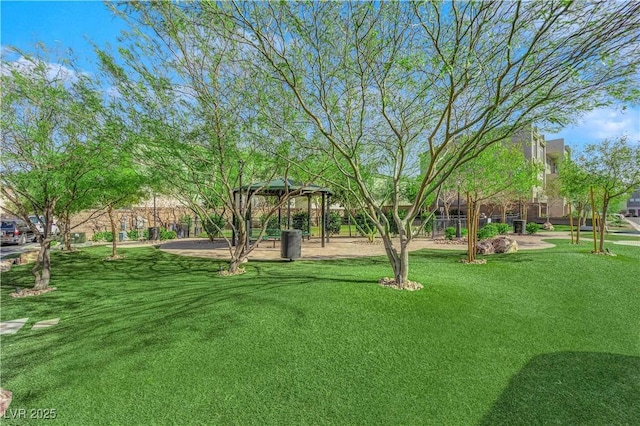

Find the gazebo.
xmin=232 ymin=178 xmax=334 ymax=248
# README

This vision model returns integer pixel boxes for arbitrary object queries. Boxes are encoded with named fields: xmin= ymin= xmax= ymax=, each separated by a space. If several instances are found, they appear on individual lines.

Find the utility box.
xmin=280 ymin=229 xmax=302 ymax=260
xmin=513 ymin=220 xmax=526 ymax=235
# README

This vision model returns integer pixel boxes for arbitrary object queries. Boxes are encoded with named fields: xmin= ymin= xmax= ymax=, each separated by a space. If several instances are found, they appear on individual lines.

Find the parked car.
xmin=28 ymin=215 xmax=60 ymax=235
xmin=1 ymin=219 xmax=35 ymax=245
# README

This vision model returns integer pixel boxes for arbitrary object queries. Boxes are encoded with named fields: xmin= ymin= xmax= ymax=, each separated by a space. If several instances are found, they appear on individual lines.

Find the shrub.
xmin=292 ymin=211 xmax=309 ymax=231
xmin=91 ymin=231 xmax=113 ymax=242
xmin=260 ymin=214 xmax=281 ymax=234
xmin=607 ymin=214 xmax=624 ymax=227
xmin=127 ymin=230 xmax=140 ymax=240
xmin=325 ymin=211 xmax=342 ymax=235
xmin=160 ymin=229 xmax=177 ymax=240
xmin=203 ymin=213 xmax=226 ymax=239
xmin=445 ymin=227 xmax=456 ymax=240
xmin=526 ymin=222 xmax=540 ymax=235
xmin=477 ymin=223 xmax=499 ymax=240
xmin=496 ymin=223 xmax=511 ymax=235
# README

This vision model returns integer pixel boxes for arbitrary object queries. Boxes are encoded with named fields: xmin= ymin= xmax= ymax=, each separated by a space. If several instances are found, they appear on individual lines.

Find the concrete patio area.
xmin=157 ymin=233 xmax=566 ymax=261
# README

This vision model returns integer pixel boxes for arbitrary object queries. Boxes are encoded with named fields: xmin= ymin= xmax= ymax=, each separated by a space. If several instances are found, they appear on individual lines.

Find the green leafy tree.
xmin=99 ymin=2 xmax=317 ymax=273
xmin=558 ymin=158 xmax=592 ymax=244
xmin=0 ymin=48 xmax=107 ymax=289
xmin=219 ymin=1 xmax=640 ymax=288
xmin=578 ymin=137 xmax=640 ymax=253
xmin=458 ymin=141 xmax=539 ymax=263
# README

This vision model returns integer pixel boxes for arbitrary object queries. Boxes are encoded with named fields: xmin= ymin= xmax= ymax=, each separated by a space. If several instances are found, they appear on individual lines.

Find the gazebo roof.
xmin=235 ymin=178 xmax=333 ymax=196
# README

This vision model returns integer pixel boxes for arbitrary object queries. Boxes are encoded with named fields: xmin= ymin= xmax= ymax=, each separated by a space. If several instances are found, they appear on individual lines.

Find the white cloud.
xmin=1 ymin=54 xmax=79 ymax=83
xmin=546 ymin=106 xmax=640 ymax=148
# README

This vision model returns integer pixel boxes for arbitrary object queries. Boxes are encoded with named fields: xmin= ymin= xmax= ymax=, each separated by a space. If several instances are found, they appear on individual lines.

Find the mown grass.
xmin=1 ymin=240 xmax=639 ymax=425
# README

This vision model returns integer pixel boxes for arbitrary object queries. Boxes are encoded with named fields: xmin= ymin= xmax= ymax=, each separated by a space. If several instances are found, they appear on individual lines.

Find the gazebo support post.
xmin=321 ymin=192 xmax=326 ymax=248
xmin=232 ymin=191 xmax=237 ymax=247
xmin=307 ymin=195 xmax=312 ymax=240
xmin=277 ymin=195 xmax=282 ymax=230
xmin=326 ymin=195 xmax=330 ymax=244
xmin=245 ymin=191 xmax=252 ymax=253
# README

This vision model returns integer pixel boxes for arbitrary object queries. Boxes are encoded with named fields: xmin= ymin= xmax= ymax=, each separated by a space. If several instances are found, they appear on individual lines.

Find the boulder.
xmin=543 ymin=221 xmax=555 ymax=231
xmin=17 ymin=250 xmax=38 ymax=265
xmin=476 ymin=240 xmax=495 ymax=255
xmin=0 ymin=260 xmax=12 ymax=273
xmin=492 ymin=236 xmax=518 ymax=253
xmin=0 ymin=388 xmax=12 ymax=418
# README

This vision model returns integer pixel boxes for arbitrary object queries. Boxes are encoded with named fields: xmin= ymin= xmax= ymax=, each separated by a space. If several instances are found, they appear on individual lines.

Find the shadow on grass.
xmin=0 ymin=247 xmax=324 ymax=403
xmin=480 ymin=352 xmax=640 ymax=425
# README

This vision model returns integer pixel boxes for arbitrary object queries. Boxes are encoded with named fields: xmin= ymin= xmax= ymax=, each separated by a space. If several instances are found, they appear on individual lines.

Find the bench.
xmin=251 ymin=229 xmax=311 ymax=247
xmin=251 ymin=229 xmax=281 ymax=248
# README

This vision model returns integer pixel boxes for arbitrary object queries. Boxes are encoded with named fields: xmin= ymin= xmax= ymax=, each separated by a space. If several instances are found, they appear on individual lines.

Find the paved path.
xmin=0 ymin=318 xmax=59 ymax=336
xmin=623 ymin=217 xmax=640 ymax=232
xmin=0 ymin=318 xmax=28 ymax=335
xmin=158 ymin=233 xmax=569 ymax=261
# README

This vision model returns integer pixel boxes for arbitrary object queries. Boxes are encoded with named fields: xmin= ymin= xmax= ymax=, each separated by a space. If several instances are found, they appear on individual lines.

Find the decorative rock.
xmin=378 ymin=277 xmax=423 ymax=291
xmin=0 ymin=388 xmax=12 ymax=418
xmin=492 ymin=237 xmax=518 ymax=253
xmin=11 ymin=287 xmax=57 ymax=298
xmin=476 ymin=240 xmax=495 ymax=255
xmin=17 ymin=250 xmax=38 ymax=265
xmin=459 ymin=258 xmax=487 ymax=264
xmin=543 ymin=221 xmax=555 ymax=231
xmin=0 ymin=260 xmax=12 ymax=272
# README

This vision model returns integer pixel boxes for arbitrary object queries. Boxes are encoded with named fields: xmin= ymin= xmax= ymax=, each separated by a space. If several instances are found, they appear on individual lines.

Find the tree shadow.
xmin=480 ymin=351 xmax=640 ymax=425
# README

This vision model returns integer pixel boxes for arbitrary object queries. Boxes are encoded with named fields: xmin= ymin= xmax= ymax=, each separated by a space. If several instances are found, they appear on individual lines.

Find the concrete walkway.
xmin=0 ymin=318 xmax=60 ymax=336
xmin=0 ymin=318 xmax=28 ymax=335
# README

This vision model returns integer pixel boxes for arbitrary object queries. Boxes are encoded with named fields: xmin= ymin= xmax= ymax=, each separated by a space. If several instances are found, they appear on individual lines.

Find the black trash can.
xmin=513 ymin=220 xmax=525 ymax=235
xmin=281 ymin=229 xmax=302 ymax=260
xmin=148 ymin=227 xmax=159 ymax=241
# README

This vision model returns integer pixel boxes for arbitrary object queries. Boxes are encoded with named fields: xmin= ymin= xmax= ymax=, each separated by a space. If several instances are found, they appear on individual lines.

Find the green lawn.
xmin=1 ymin=240 xmax=639 ymax=425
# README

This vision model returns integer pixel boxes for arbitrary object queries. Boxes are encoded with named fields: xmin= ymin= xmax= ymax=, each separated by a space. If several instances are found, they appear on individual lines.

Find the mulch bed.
xmin=458 ymin=258 xmax=487 ymax=264
xmin=433 ymin=238 xmax=467 ymax=245
xmin=378 ymin=277 xmax=423 ymax=291
xmin=11 ymin=287 xmax=57 ymax=298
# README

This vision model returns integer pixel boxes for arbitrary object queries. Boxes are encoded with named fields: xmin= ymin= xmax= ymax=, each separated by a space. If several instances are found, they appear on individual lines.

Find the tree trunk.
xmin=590 ymin=186 xmax=598 ymax=253
xmin=576 ymin=202 xmax=583 ymax=244
xmin=501 ymin=204 xmax=507 ymax=224
xmin=467 ymin=193 xmax=478 ymax=263
xmin=108 ymin=205 xmax=118 ymax=258
xmin=599 ymin=195 xmax=609 ymax=253
xmin=32 ymin=239 xmax=52 ymax=290
xmin=569 ymin=202 xmax=574 ymax=244
xmin=228 ymin=257 xmax=242 ymax=274
xmin=380 ymin=232 xmax=409 ymax=288
xmin=62 ymin=213 xmax=72 ymax=251
xmin=228 ymin=221 xmax=248 ymax=273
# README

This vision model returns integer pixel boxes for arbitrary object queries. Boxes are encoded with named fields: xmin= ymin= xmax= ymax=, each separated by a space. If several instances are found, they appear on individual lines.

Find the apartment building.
xmin=626 ymin=189 xmax=640 ymax=216
xmin=511 ymin=125 xmax=548 ymax=217
xmin=545 ymin=138 xmax=571 ymax=217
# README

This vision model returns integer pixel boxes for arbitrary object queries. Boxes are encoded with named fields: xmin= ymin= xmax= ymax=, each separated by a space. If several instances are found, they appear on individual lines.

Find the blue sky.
xmin=2 ymin=1 xmax=639 ymax=152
